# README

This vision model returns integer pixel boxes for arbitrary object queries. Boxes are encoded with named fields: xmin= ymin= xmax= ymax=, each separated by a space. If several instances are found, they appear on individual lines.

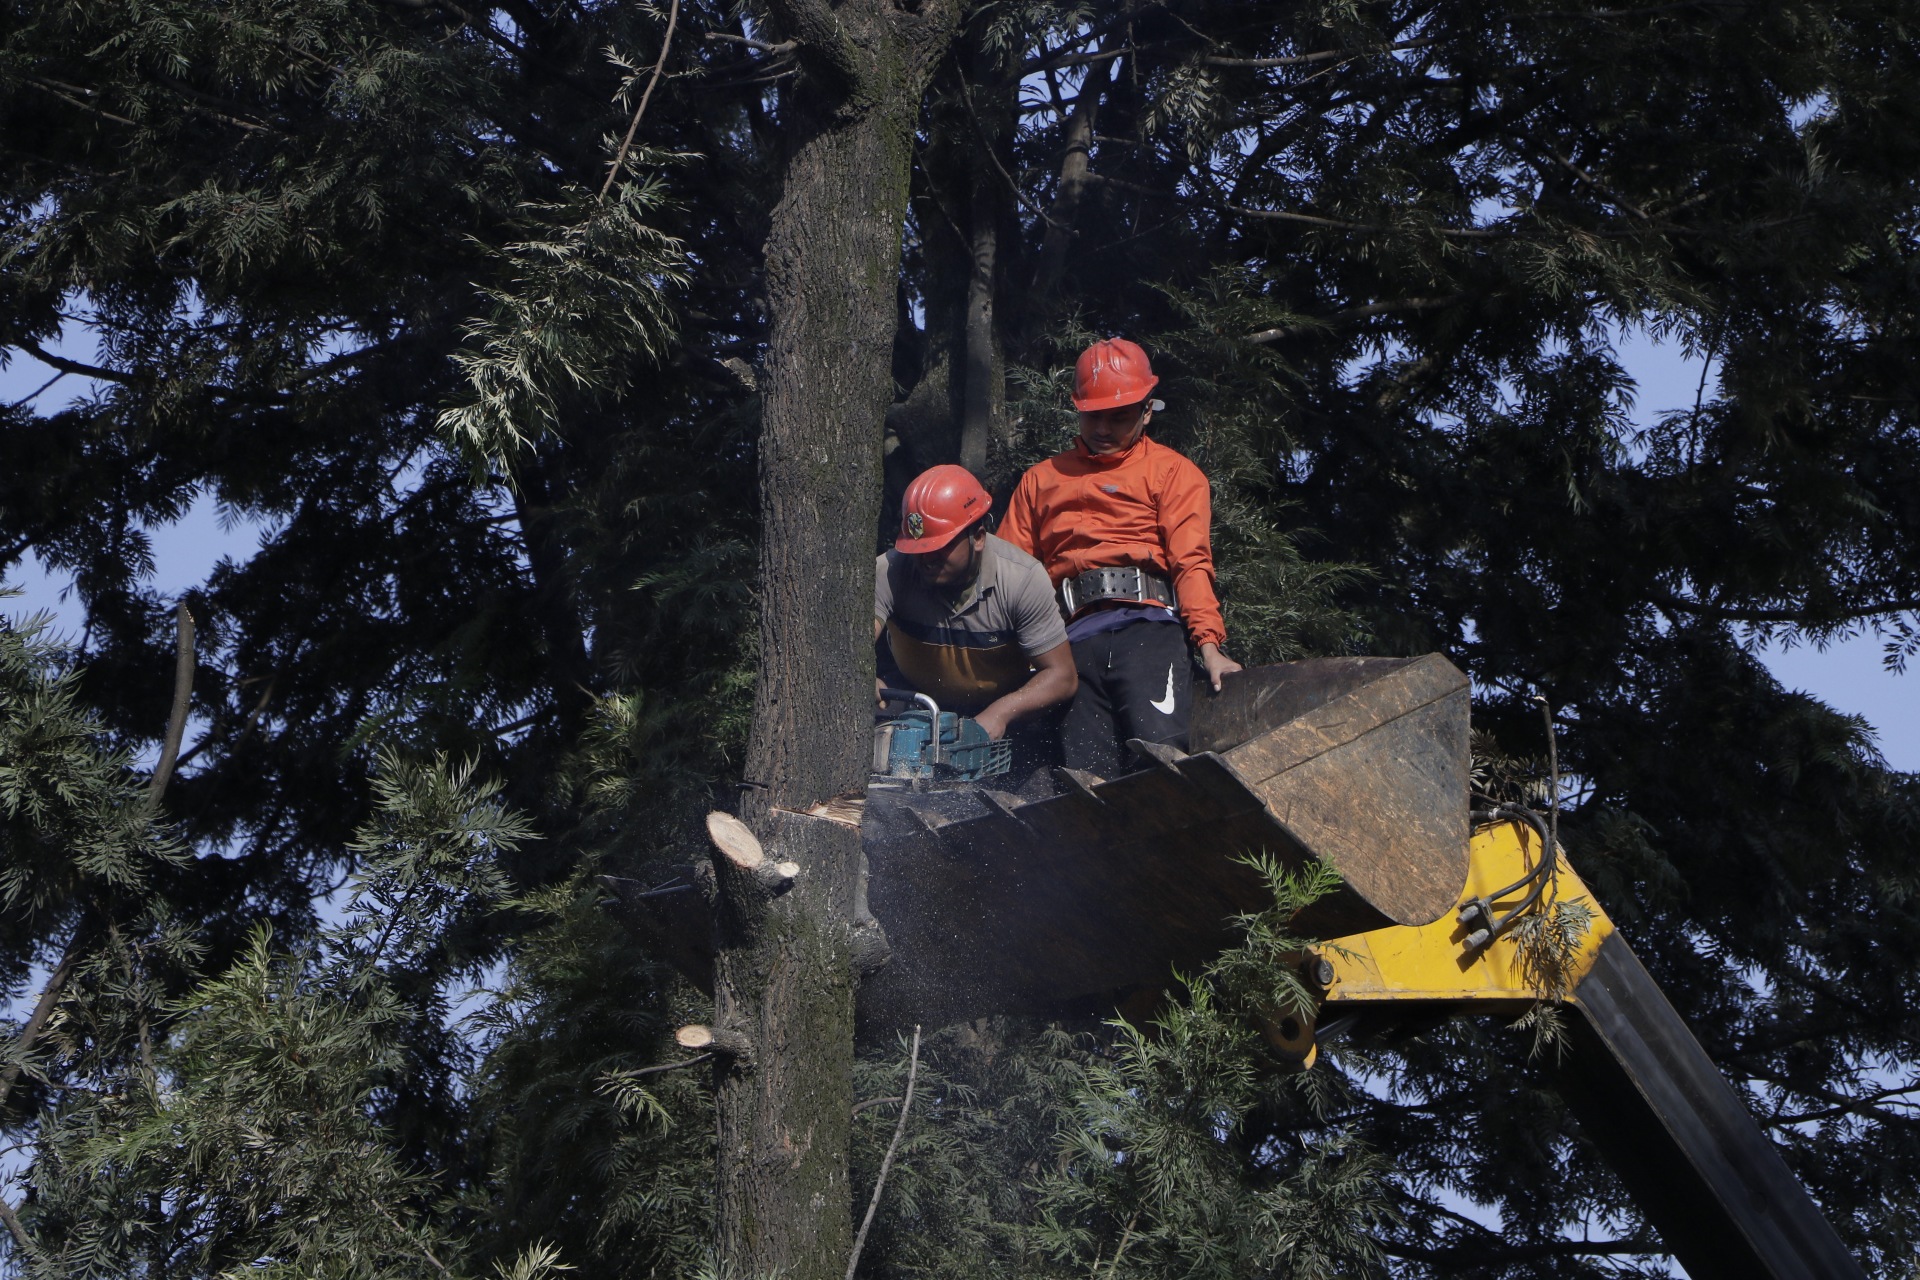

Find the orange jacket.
xmin=1000 ymin=435 xmax=1226 ymax=649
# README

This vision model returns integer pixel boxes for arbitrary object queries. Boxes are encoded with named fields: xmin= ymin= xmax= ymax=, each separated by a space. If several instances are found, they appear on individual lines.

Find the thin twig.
xmin=704 ymin=31 xmax=795 ymax=54
xmin=618 ymin=1052 xmax=714 ymax=1079
xmin=6 ymin=372 xmax=65 ymax=409
xmin=845 ymin=1025 xmax=921 ymax=1280
xmin=374 ymin=1200 xmax=454 ymax=1278
xmin=1204 ymin=36 xmax=1438 ymax=68
xmin=1245 ymin=294 xmax=1463 ymax=344
xmin=21 ymin=74 xmax=138 ymax=127
xmin=701 ymin=62 xmax=797 ymax=90
xmin=1543 ymin=148 xmax=1649 ymax=220
xmin=600 ymin=0 xmax=680 ymax=200
xmin=1683 ymin=327 xmax=1719 ymax=468
xmin=851 ymin=1094 xmax=904 ymax=1117
xmin=1105 ymin=1210 xmax=1141 ymax=1278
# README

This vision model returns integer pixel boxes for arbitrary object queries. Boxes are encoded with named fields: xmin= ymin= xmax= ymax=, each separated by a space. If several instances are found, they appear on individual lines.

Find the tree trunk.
xmin=715 ymin=5 xmax=959 ymax=1279
xmin=959 ymin=143 xmax=1002 ymax=478
xmin=1031 ymin=76 xmax=1102 ymax=306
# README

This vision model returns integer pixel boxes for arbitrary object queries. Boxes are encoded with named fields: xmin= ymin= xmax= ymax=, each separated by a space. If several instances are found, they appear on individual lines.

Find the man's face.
xmin=913 ymin=528 xmax=984 ymax=589
xmin=1078 ymin=400 xmax=1152 ymax=455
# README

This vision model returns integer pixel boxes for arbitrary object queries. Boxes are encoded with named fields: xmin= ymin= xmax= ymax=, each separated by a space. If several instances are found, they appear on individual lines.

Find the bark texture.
xmin=1032 ymin=81 xmax=1100 ymax=303
xmin=959 ymin=131 xmax=1003 ymax=477
xmin=719 ymin=4 xmax=959 ymax=1278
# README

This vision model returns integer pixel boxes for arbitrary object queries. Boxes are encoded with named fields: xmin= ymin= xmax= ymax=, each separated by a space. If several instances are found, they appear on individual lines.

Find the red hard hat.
xmin=1073 ymin=338 xmax=1159 ymax=412
xmin=896 ymin=464 xmax=992 ymax=553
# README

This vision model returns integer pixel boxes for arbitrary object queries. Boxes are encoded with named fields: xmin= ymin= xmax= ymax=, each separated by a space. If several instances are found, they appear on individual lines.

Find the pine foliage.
xmin=844 ymin=862 xmax=1390 ymax=1280
xmin=5 ymin=0 xmax=1920 ymax=1275
xmin=0 ymin=606 xmax=176 ymax=942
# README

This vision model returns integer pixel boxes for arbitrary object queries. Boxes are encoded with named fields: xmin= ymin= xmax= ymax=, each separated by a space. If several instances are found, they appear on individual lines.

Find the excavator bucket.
xmin=858 ymin=654 xmax=1471 ymax=1028
xmin=606 ymin=654 xmax=1864 ymax=1275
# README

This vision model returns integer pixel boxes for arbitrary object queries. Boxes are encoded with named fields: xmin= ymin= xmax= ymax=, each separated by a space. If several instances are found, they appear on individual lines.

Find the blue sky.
xmin=3 ymin=327 xmax=1914 ymax=770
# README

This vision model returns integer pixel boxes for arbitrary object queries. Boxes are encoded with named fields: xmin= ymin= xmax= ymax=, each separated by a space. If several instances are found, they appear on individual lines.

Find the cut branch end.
xmin=707 ymin=810 xmax=766 ymax=870
xmin=675 ymin=1023 xmax=753 ymax=1061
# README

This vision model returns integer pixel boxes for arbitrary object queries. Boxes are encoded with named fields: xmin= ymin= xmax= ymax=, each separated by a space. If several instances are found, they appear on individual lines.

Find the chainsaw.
xmin=872 ymin=690 xmax=1012 ymax=784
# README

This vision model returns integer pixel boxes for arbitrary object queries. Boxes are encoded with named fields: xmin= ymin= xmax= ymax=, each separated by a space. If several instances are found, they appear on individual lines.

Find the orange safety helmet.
xmin=1072 ymin=337 xmax=1160 ymax=412
xmin=896 ymin=464 xmax=992 ymax=553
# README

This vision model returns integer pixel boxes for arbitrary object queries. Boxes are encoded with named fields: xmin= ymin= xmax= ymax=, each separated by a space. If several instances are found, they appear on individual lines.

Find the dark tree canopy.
xmin=3 ymin=1 xmax=1919 ymax=1277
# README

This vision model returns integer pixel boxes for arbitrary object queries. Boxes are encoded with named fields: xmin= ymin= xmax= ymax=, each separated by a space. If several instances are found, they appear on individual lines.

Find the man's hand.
xmin=1198 ymin=642 xmax=1243 ymax=692
xmin=972 ymin=705 xmax=1011 ymax=741
xmin=875 ymin=676 xmax=889 ymax=708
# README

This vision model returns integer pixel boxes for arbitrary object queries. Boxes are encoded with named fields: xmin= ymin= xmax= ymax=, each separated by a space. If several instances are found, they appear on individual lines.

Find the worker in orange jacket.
xmin=1000 ymin=338 xmax=1242 ymax=778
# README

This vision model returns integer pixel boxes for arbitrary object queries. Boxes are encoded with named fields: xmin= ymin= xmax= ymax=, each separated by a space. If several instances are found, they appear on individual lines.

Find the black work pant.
xmin=1062 ymin=620 xmax=1192 ymax=779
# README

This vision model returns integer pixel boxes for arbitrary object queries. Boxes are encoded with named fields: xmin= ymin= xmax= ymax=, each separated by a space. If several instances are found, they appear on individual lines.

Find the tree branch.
xmin=1016 ymin=7 xmax=1160 ymax=78
xmin=20 ymin=75 xmax=138 ymax=127
xmin=1247 ymin=294 xmax=1465 ymax=343
xmin=958 ymin=73 xmax=1065 ymax=229
xmin=675 ymin=1024 xmax=753 ymax=1061
xmin=0 ymin=1190 xmax=32 ymax=1256
xmin=1770 ymin=1078 xmax=1920 ymax=1125
xmin=1379 ymin=1234 xmax=1661 ymax=1264
xmin=15 ymin=338 xmax=142 ymax=386
xmin=0 ymin=937 xmax=82 ymax=1115
xmin=373 ymin=1200 xmax=454 ymax=1279
xmin=147 ymin=602 xmax=196 ymax=811
xmin=1089 ymin=173 xmax=1389 ymax=233
xmin=1652 ymin=592 xmax=1920 ymax=624
xmin=763 ymin=0 xmax=865 ymax=83
xmin=1204 ymin=36 xmax=1439 ymax=68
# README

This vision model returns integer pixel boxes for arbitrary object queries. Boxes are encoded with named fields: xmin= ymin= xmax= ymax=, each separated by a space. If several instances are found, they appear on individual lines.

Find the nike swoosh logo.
xmin=1150 ymin=664 xmax=1177 ymax=715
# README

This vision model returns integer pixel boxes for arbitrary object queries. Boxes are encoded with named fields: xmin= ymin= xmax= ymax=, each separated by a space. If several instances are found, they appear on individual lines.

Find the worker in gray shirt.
xmin=876 ymin=465 xmax=1076 ymax=783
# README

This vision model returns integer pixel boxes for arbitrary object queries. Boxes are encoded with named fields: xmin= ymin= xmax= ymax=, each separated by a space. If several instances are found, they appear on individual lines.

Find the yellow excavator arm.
xmin=1304 ymin=820 xmax=1860 ymax=1280
xmin=1318 ymin=818 xmax=1607 ymax=1009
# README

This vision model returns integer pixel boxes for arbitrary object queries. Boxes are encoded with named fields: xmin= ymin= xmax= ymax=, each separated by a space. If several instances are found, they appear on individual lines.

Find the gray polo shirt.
xmin=875 ymin=534 xmax=1069 ymax=714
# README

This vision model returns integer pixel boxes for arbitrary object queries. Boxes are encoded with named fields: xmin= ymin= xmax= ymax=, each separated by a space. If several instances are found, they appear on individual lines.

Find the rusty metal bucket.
xmin=857 ymin=654 xmax=1471 ymax=1027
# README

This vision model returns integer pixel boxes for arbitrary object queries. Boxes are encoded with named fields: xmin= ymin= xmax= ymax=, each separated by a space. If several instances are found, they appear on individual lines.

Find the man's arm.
xmin=972 ymin=641 xmax=1076 ymax=741
xmin=998 ymin=471 xmax=1040 ymax=559
xmin=874 ymin=557 xmax=894 ymax=705
xmin=1156 ymin=459 xmax=1242 ymax=691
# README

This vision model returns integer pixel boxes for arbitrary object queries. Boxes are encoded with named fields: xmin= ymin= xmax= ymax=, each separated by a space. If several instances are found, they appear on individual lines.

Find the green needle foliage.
xmin=15 ymin=753 xmax=564 ymax=1280
xmin=845 ymin=861 xmax=1392 ymax=1280
xmin=5 ymin=0 xmax=1920 ymax=1275
xmin=0 ymin=605 xmax=177 ymax=945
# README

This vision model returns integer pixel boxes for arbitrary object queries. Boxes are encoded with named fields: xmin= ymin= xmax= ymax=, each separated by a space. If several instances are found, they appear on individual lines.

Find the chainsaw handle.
xmin=877 ymin=689 xmax=939 ymax=715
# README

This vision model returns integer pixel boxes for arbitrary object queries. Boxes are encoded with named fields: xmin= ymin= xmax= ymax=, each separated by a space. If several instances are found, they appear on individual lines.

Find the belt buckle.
xmin=1098 ymin=567 xmax=1141 ymax=602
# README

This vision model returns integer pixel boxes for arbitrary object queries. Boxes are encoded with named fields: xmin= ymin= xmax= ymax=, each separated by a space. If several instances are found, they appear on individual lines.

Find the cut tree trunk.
xmin=716 ymin=4 xmax=960 ymax=1280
